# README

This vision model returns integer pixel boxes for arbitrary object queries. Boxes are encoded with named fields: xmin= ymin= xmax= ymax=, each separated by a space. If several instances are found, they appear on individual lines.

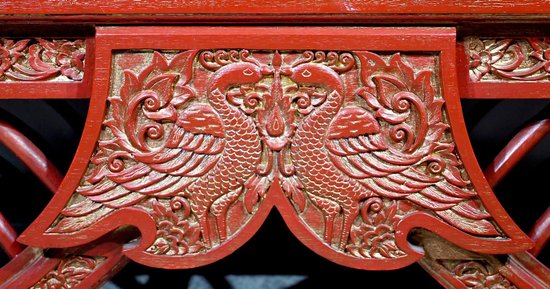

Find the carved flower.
xmin=32 ymin=256 xmax=98 ymax=289
xmin=24 ymin=39 xmax=86 ymax=81
xmin=346 ymin=198 xmax=405 ymax=259
xmin=56 ymin=40 xmax=86 ymax=80
xmin=0 ymin=39 xmax=29 ymax=77
xmin=467 ymin=38 xmax=513 ymax=81
xmin=358 ymin=223 xmax=402 ymax=258
xmin=529 ymin=38 xmax=550 ymax=73
xmin=453 ymin=261 xmax=515 ymax=289
xmin=147 ymin=197 xmax=205 ymax=255
xmin=0 ymin=47 xmax=11 ymax=76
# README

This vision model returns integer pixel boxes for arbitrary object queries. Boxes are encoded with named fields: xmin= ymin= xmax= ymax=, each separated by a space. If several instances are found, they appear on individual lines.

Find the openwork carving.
xmin=22 ymin=48 xmax=527 ymax=269
xmin=30 ymin=256 xmax=103 ymax=289
xmin=466 ymin=37 xmax=550 ymax=81
xmin=0 ymin=38 xmax=85 ymax=81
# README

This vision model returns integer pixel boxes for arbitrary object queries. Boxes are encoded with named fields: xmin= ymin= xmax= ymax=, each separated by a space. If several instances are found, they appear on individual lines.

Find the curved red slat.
xmin=483 ymin=119 xmax=550 ymax=256
xmin=0 ymin=212 xmax=24 ymax=258
xmin=0 ymin=120 xmax=62 ymax=258
xmin=529 ymin=207 xmax=550 ymax=257
xmin=0 ymin=120 xmax=63 ymax=193
xmin=484 ymin=119 xmax=550 ymax=188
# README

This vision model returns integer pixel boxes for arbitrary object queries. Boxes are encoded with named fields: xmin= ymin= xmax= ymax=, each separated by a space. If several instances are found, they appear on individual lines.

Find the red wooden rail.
xmin=0 ymin=2 xmax=549 ymax=288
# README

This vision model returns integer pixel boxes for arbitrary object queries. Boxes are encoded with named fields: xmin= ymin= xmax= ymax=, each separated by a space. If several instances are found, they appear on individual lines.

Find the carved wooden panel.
xmin=0 ymin=37 xmax=91 ymax=99
xmin=0 ymin=38 xmax=85 ymax=82
xmin=459 ymin=36 xmax=550 ymax=99
xmin=18 ymin=27 xmax=532 ymax=271
xmin=466 ymin=37 xmax=550 ymax=82
xmin=421 ymin=256 xmax=519 ymax=289
xmin=30 ymin=255 xmax=103 ymax=289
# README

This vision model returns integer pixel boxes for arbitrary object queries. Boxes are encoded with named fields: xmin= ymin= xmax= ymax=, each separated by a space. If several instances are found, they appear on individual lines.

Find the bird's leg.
xmin=211 ymin=187 xmax=243 ymax=242
xmin=198 ymin=214 xmax=212 ymax=247
xmin=339 ymin=208 xmax=359 ymax=250
xmin=324 ymin=214 xmax=336 ymax=244
xmin=215 ymin=214 xmax=227 ymax=242
xmin=309 ymin=194 xmax=341 ymax=246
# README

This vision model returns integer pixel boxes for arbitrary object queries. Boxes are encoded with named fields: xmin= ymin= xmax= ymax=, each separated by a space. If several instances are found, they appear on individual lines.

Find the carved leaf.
xmin=244 ymin=174 xmax=270 ymax=213
xmin=281 ymin=176 xmax=306 ymax=213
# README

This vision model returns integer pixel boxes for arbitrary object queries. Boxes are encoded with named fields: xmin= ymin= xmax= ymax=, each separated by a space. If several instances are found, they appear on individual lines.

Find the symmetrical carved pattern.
xmin=441 ymin=260 xmax=516 ymax=289
xmin=32 ymin=49 xmax=513 ymax=267
xmin=30 ymin=256 xmax=103 ymax=289
xmin=0 ymin=38 xmax=85 ymax=81
xmin=466 ymin=37 xmax=550 ymax=81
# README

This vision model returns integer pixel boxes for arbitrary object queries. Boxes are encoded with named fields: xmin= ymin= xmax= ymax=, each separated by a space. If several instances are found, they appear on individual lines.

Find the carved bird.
xmin=289 ymin=53 xmax=500 ymax=250
xmin=45 ymin=52 xmax=263 ymax=247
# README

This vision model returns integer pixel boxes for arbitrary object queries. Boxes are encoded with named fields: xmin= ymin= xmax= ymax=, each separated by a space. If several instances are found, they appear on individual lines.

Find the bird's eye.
xmin=301 ymin=69 xmax=312 ymax=78
xmin=243 ymin=68 xmax=254 ymax=76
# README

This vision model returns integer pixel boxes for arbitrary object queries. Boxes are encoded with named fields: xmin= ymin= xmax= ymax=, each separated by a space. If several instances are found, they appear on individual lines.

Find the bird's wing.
xmin=325 ymin=52 xmax=500 ymax=236
xmin=50 ymin=103 xmax=225 ymax=234
xmin=326 ymin=108 xmax=499 ymax=236
xmin=46 ymin=49 xmax=228 ymax=233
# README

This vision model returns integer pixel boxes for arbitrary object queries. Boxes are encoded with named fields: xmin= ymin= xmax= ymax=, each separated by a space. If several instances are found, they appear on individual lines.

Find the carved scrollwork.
xmin=466 ymin=37 xmax=550 ymax=81
xmin=0 ymin=38 xmax=85 ymax=81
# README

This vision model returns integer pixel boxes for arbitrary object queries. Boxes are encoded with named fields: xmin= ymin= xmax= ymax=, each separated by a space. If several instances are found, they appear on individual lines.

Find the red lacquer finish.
xmin=0 ymin=119 xmax=63 ymax=258
xmin=0 ymin=120 xmax=63 ymax=192
xmin=484 ymin=119 xmax=550 ymax=187
xmin=0 ymin=212 xmax=22 ymax=259
xmin=529 ymin=207 xmax=550 ymax=257
xmin=1 ymin=0 xmax=550 ymax=16
xmin=482 ymin=118 xmax=550 ymax=256
xmin=16 ymin=27 xmax=532 ymax=273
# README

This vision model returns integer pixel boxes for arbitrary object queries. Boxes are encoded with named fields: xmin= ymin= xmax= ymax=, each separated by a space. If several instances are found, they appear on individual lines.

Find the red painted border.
xmin=1 ymin=0 xmax=550 ymax=15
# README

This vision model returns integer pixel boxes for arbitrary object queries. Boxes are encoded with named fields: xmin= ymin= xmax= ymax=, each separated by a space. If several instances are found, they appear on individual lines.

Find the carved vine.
xmin=466 ymin=37 xmax=550 ymax=81
xmin=30 ymin=255 xmax=103 ymax=289
xmin=0 ymin=38 xmax=85 ymax=81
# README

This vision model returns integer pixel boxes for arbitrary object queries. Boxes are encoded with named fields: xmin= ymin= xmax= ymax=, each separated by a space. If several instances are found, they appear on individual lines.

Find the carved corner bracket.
xmin=18 ymin=27 xmax=532 ymax=272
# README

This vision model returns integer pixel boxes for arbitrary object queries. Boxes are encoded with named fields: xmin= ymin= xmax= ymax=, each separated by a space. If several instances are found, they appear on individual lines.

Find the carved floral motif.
xmin=442 ymin=260 xmax=516 ymax=289
xmin=146 ymin=197 xmax=205 ymax=255
xmin=347 ymin=198 xmax=406 ymax=259
xmin=0 ymin=38 xmax=85 ymax=81
xmin=39 ymin=49 xmax=504 ymax=266
xmin=466 ymin=37 xmax=550 ymax=81
xmin=31 ymin=256 xmax=103 ymax=289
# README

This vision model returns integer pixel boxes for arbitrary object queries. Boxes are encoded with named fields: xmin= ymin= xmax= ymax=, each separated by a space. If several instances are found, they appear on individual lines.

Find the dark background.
xmin=0 ymin=98 xmax=548 ymax=288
